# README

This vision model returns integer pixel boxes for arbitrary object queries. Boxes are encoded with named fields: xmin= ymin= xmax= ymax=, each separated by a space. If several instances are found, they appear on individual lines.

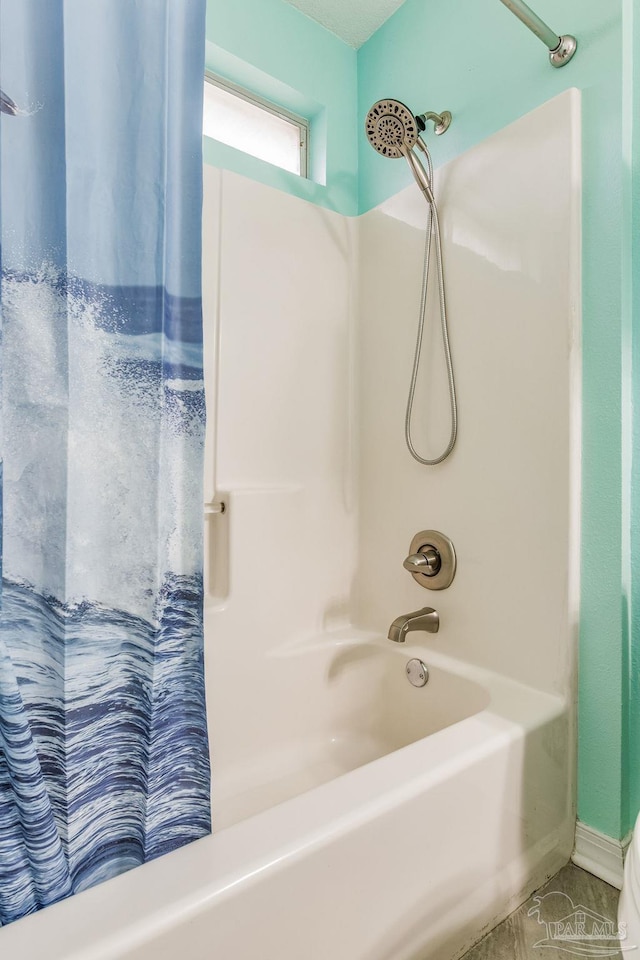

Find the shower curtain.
xmin=0 ymin=0 xmax=210 ymax=925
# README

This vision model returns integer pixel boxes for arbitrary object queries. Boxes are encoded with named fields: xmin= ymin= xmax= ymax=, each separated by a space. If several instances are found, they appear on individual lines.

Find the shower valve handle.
xmin=403 ymin=548 xmax=441 ymax=577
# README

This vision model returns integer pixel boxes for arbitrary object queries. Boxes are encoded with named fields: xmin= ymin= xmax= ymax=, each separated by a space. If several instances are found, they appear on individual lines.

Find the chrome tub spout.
xmin=388 ymin=607 xmax=439 ymax=643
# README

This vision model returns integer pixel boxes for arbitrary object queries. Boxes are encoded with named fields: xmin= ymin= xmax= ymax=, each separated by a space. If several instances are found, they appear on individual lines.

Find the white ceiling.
xmin=282 ymin=0 xmax=408 ymax=49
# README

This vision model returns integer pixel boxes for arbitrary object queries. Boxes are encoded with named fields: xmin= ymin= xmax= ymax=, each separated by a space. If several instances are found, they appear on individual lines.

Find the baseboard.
xmin=571 ymin=820 xmax=631 ymax=890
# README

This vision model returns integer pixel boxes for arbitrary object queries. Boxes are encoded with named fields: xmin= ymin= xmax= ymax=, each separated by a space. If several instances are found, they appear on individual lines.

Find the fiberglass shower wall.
xmin=355 ymin=90 xmax=581 ymax=700
xmin=201 ymin=165 xmax=359 ymax=801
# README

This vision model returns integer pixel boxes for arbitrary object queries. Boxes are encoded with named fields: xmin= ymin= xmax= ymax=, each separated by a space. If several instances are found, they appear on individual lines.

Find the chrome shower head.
xmin=365 ymin=99 xmax=419 ymax=159
xmin=365 ymin=98 xmax=435 ymax=203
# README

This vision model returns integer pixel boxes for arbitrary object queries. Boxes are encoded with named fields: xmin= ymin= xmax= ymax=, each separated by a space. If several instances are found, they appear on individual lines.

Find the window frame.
xmin=204 ymin=71 xmax=309 ymax=179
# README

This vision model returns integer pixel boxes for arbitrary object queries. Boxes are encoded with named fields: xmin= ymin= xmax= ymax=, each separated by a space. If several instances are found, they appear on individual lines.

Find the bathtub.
xmin=3 ymin=632 xmax=573 ymax=960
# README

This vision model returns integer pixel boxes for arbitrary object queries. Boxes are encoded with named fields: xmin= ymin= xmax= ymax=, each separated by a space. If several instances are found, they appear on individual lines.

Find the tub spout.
xmin=388 ymin=607 xmax=439 ymax=643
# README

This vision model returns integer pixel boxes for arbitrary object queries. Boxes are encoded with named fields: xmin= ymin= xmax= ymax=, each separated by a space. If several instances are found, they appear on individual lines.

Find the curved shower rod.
xmin=499 ymin=0 xmax=577 ymax=68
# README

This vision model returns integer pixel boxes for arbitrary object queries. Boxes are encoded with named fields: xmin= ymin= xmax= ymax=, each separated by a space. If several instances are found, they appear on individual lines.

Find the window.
xmin=203 ymin=73 xmax=309 ymax=178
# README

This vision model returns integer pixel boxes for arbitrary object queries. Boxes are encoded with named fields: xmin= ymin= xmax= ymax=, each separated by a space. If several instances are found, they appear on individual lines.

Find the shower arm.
xmin=498 ymin=0 xmax=577 ymax=68
xmin=416 ymin=111 xmax=452 ymax=137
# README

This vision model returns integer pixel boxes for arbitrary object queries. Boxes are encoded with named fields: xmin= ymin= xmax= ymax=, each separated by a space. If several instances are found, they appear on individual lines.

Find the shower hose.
xmin=405 ymin=142 xmax=458 ymax=465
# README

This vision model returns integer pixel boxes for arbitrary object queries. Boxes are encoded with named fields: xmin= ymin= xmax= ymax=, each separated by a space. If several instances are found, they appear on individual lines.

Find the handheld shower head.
xmin=365 ymin=99 xmax=419 ymax=159
xmin=365 ymin=99 xmax=435 ymax=203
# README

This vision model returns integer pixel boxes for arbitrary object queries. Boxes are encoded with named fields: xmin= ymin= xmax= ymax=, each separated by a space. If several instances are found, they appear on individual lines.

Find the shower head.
xmin=365 ymin=98 xmax=435 ymax=204
xmin=365 ymin=99 xmax=419 ymax=159
xmin=365 ymin=100 xmax=452 ymax=159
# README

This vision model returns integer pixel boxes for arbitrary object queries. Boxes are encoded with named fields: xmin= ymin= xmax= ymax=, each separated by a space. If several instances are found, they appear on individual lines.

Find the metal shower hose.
xmin=405 ymin=143 xmax=457 ymax=465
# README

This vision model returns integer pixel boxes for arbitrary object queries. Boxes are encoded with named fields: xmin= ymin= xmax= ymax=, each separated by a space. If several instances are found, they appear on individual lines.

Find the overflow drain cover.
xmin=406 ymin=659 xmax=429 ymax=688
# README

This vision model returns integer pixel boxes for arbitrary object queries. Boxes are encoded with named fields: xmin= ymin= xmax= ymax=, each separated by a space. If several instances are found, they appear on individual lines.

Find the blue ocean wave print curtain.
xmin=0 ymin=0 xmax=210 ymax=925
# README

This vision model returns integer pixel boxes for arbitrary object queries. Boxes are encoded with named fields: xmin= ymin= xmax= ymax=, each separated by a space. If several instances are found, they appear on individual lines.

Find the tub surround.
xmin=207 ymin=87 xmax=580 ymax=957
xmin=355 ymin=89 xmax=581 ymax=697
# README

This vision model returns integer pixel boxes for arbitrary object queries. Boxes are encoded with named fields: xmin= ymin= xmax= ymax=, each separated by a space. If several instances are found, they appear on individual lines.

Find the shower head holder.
xmin=416 ymin=111 xmax=452 ymax=137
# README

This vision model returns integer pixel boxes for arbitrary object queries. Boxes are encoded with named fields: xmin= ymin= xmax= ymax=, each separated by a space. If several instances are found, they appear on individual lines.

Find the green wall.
xmin=205 ymin=0 xmax=358 ymax=215
xmin=206 ymin=0 xmax=637 ymax=840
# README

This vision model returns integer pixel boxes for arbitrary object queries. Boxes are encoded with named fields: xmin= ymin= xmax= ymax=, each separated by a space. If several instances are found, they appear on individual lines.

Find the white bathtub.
xmin=3 ymin=632 xmax=573 ymax=960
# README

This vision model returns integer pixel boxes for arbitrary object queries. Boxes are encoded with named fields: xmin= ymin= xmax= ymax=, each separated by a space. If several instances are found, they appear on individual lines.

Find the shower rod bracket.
xmin=416 ymin=111 xmax=452 ymax=137
xmin=548 ymin=35 xmax=578 ymax=69
xmin=498 ymin=0 xmax=577 ymax=68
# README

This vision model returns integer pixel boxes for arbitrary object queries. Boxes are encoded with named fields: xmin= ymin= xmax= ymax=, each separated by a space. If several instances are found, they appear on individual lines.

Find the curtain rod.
xmin=498 ymin=0 xmax=577 ymax=68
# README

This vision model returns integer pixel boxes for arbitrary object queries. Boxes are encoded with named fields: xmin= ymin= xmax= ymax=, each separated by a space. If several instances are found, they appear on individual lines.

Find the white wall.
xmin=355 ymin=90 xmax=581 ymax=697
xmin=202 ymin=166 xmax=358 ymax=774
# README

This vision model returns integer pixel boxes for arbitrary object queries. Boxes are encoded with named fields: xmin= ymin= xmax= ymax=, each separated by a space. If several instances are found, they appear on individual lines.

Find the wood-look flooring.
xmin=460 ymin=864 xmax=623 ymax=959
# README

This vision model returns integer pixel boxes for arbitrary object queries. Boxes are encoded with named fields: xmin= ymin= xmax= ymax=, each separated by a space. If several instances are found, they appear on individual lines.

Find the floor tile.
xmin=461 ymin=863 xmax=623 ymax=960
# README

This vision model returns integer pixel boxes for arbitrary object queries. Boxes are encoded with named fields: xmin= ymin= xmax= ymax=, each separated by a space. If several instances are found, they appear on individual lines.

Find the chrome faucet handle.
xmin=403 ymin=548 xmax=441 ymax=576
xmin=403 ymin=531 xmax=456 ymax=591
